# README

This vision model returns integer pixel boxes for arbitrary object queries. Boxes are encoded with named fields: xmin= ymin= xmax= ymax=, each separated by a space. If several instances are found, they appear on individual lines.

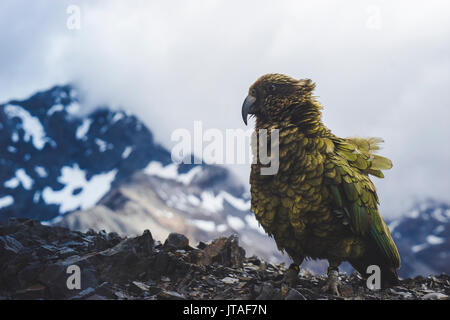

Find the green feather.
xmin=343 ymin=183 xmax=358 ymax=201
xmin=371 ymin=155 xmax=393 ymax=170
xmin=367 ymin=169 xmax=384 ymax=178
xmin=329 ymin=185 xmax=343 ymax=207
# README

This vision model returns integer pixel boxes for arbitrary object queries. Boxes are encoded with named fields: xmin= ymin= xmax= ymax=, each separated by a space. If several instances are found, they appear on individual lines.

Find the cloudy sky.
xmin=1 ymin=0 xmax=449 ymax=219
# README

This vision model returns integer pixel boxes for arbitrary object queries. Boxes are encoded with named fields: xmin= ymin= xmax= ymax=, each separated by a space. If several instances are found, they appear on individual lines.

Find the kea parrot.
xmin=241 ymin=73 xmax=400 ymax=295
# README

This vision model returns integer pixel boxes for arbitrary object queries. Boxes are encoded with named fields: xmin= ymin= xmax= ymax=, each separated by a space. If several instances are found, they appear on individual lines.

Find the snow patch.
xmin=434 ymin=225 xmax=445 ymax=234
xmin=200 ymin=191 xmax=224 ymax=213
xmin=388 ymin=220 xmax=400 ymax=232
xmin=112 ymin=112 xmax=124 ymax=123
xmin=35 ymin=166 xmax=48 ymax=178
xmin=42 ymin=164 xmax=117 ymax=214
xmin=7 ymin=146 xmax=17 ymax=153
xmin=412 ymin=243 xmax=428 ymax=253
xmin=144 ymin=162 xmax=202 ymax=185
xmin=4 ymin=169 xmax=34 ymax=190
xmin=152 ymin=208 xmax=174 ymax=219
xmin=95 ymin=138 xmax=109 ymax=152
xmin=4 ymin=104 xmax=52 ymax=150
xmin=198 ymin=190 xmax=250 ymax=214
xmin=187 ymin=195 xmax=200 ymax=206
xmin=177 ymin=166 xmax=202 ymax=185
xmin=245 ymin=214 xmax=266 ymax=234
xmin=11 ymin=132 xmax=19 ymax=142
xmin=121 ymin=146 xmax=133 ymax=159
xmin=4 ymin=177 xmax=19 ymax=189
xmin=407 ymin=209 xmax=420 ymax=219
xmin=190 ymin=219 xmax=216 ymax=232
xmin=227 ymin=215 xmax=245 ymax=230
xmin=426 ymin=235 xmax=444 ymax=245
xmin=431 ymin=208 xmax=449 ymax=223
xmin=0 ymin=195 xmax=14 ymax=209
xmin=216 ymin=224 xmax=227 ymax=233
xmin=70 ymin=89 xmax=77 ymax=99
xmin=33 ymin=191 xmax=41 ymax=203
xmin=47 ymin=104 xmax=64 ymax=116
xmin=76 ymin=118 xmax=92 ymax=139
xmin=222 ymin=192 xmax=251 ymax=211
xmin=66 ymin=102 xmax=80 ymax=114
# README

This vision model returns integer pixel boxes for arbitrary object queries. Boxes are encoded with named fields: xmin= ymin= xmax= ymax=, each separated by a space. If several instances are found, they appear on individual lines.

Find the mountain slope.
xmin=0 ymin=85 xmax=171 ymax=221
xmin=54 ymin=164 xmax=287 ymax=263
xmin=390 ymin=200 xmax=450 ymax=278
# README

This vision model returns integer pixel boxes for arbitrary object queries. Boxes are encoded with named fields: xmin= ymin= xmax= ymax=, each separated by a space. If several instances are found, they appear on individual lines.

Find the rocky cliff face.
xmin=0 ymin=219 xmax=448 ymax=300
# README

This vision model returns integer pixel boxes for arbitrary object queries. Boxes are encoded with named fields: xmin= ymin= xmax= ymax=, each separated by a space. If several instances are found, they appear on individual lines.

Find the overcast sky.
xmin=0 ymin=0 xmax=449 ymax=219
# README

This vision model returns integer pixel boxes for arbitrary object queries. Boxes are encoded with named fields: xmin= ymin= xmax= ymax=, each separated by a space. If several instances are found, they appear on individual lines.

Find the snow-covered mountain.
xmin=389 ymin=200 xmax=450 ymax=278
xmin=0 ymin=85 xmax=172 ymax=221
xmin=0 ymin=84 xmax=448 ymax=276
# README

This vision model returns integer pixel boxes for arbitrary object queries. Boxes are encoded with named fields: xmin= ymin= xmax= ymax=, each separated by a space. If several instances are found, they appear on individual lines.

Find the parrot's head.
xmin=242 ymin=73 xmax=320 ymax=127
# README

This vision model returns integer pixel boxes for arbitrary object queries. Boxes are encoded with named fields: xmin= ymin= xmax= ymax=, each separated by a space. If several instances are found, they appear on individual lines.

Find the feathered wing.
xmin=324 ymin=136 xmax=401 ymax=269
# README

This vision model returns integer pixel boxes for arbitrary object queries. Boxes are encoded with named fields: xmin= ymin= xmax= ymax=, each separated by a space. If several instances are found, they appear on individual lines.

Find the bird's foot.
xmin=321 ymin=268 xmax=340 ymax=296
xmin=282 ymin=264 xmax=300 ymax=288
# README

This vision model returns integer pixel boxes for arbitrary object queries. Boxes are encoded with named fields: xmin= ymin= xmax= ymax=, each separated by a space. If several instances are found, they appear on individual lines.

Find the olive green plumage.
xmin=243 ymin=73 xmax=400 ymax=286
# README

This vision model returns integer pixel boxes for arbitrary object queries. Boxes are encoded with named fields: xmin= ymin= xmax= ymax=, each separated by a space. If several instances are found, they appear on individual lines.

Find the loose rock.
xmin=0 ymin=219 xmax=448 ymax=300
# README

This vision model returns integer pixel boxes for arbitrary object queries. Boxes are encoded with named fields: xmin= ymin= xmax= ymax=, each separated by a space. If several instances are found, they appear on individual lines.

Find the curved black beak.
xmin=241 ymin=95 xmax=256 ymax=125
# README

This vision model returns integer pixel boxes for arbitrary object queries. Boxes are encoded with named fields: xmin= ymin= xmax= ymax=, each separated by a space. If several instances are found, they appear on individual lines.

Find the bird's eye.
xmin=251 ymin=89 xmax=257 ymax=96
xmin=270 ymin=84 xmax=276 ymax=92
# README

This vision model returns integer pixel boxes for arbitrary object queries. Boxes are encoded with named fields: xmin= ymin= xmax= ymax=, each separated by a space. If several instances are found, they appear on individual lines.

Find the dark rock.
xmin=200 ymin=235 xmax=245 ymax=268
xmin=38 ymin=263 xmax=66 ymax=286
xmin=81 ymin=268 xmax=99 ymax=290
xmin=153 ymin=252 xmax=170 ymax=276
xmin=285 ymin=288 xmax=306 ymax=300
xmin=17 ymin=262 xmax=43 ymax=287
xmin=130 ymin=229 xmax=154 ymax=256
xmin=57 ymin=247 xmax=77 ymax=258
xmin=164 ymin=233 xmax=189 ymax=251
xmin=93 ymin=282 xmax=116 ymax=299
xmin=197 ymin=242 xmax=207 ymax=250
xmin=129 ymin=281 xmax=150 ymax=295
xmin=0 ymin=235 xmax=24 ymax=257
xmin=256 ymin=283 xmax=275 ymax=300
xmin=158 ymin=290 xmax=186 ymax=300
xmin=0 ymin=219 xmax=448 ymax=300
xmin=107 ymin=232 xmax=122 ymax=244
xmin=13 ymin=284 xmax=47 ymax=300
xmin=69 ymin=287 xmax=95 ymax=300
xmin=85 ymin=294 xmax=108 ymax=300
xmin=86 ymin=229 xmax=96 ymax=236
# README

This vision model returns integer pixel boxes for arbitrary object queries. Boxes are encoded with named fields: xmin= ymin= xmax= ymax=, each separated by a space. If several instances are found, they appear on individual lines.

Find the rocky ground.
xmin=0 ymin=218 xmax=448 ymax=300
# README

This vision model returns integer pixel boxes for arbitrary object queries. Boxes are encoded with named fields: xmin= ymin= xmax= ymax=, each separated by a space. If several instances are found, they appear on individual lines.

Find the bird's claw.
xmin=321 ymin=269 xmax=340 ymax=296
